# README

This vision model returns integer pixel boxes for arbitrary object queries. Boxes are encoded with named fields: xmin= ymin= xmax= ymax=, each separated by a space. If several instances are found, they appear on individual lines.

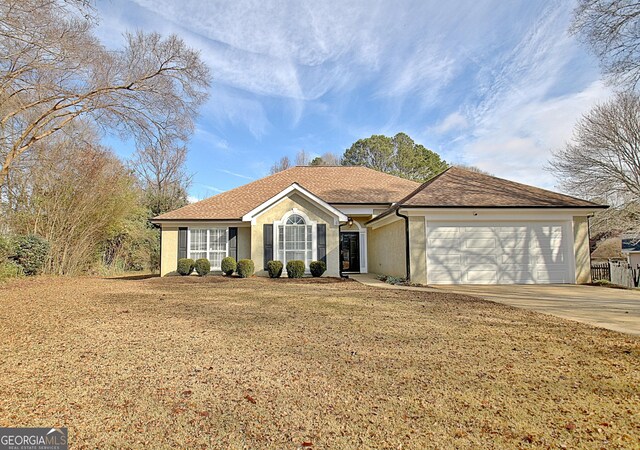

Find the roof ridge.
xmin=447 ymin=166 xmax=603 ymax=207
xmin=154 ymin=164 xmax=420 ymax=220
xmin=366 ymin=167 xmax=453 ymax=223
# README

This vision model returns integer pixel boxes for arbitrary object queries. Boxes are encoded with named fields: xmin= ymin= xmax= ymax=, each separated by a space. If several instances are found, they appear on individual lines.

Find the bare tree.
xmin=129 ymin=139 xmax=192 ymax=216
xmin=270 ymin=149 xmax=334 ymax=174
xmin=455 ymin=164 xmax=493 ymax=176
xmin=0 ymin=0 xmax=211 ymax=182
xmin=269 ymin=156 xmax=292 ymax=174
xmin=5 ymin=121 xmax=142 ymax=274
xmin=310 ymin=152 xmax=342 ymax=166
xmin=295 ymin=149 xmax=310 ymax=166
xmin=549 ymin=92 xmax=640 ymax=200
xmin=572 ymin=0 xmax=640 ymax=90
xmin=549 ymin=91 xmax=640 ymax=232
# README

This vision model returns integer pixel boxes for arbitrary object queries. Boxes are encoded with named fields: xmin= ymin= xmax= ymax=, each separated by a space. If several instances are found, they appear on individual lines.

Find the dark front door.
xmin=340 ymin=232 xmax=360 ymax=272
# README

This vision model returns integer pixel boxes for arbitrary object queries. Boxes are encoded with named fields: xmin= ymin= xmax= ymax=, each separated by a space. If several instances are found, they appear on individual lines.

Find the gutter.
xmin=395 ymin=208 xmax=411 ymax=281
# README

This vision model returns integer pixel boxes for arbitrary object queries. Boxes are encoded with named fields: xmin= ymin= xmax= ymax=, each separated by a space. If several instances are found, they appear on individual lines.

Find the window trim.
xmin=273 ymin=209 xmax=317 ymax=272
xmin=186 ymin=227 xmax=229 ymax=270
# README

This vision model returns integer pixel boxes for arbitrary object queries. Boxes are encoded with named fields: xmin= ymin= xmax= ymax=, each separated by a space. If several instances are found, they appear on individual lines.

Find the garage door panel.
xmin=465 ymin=270 xmax=498 ymax=283
xmin=529 ymin=237 xmax=562 ymax=249
xmin=497 ymin=226 xmax=529 ymax=234
xmin=427 ymin=228 xmax=460 ymax=238
xmin=427 ymin=245 xmax=462 ymax=255
xmin=535 ymin=254 xmax=565 ymax=264
xmin=501 ymin=254 xmax=536 ymax=264
xmin=428 ymin=254 xmax=462 ymax=265
xmin=429 ymin=270 xmax=461 ymax=283
xmin=499 ymin=263 xmax=533 ymax=271
xmin=537 ymin=271 xmax=568 ymax=283
xmin=427 ymin=221 xmax=572 ymax=285
xmin=464 ymin=255 xmax=498 ymax=265
xmin=464 ymin=238 xmax=496 ymax=249
xmin=499 ymin=272 xmax=535 ymax=284
xmin=428 ymin=237 xmax=460 ymax=247
xmin=464 ymin=226 xmax=494 ymax=233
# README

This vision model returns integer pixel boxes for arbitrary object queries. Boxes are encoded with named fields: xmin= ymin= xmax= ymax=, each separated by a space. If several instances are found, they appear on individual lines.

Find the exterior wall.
xmin=238 ymin=226 xmax=251 ymax=260
xmin=160 ymin=226 xmax=178 ymax=276
xmin=159 ymin=223 xmax=250 ymax=276
xmin=573 ymin=216 xmax=591 ymax=284
xmin=408 ymin=216 xmax=427 ymax=284
xmin=368 ymin=219 xmax=406 ymax=278
xmin=251 ymin=192 xmax=340 ymax=277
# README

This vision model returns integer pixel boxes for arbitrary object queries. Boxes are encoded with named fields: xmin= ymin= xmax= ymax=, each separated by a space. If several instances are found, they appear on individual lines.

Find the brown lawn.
xmin=0 ymin=275 xmax=638 ymax=449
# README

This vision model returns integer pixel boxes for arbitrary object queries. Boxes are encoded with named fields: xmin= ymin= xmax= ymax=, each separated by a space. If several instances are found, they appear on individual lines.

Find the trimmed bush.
xmin=0 ymin=261 xmax=23 ymax=281
xmin=286 ymin=260 xmax=305 ymax=278
xmin=236 ymin=259 xmax=255 ymax=278
xmin=194 ymin=258 xmax=210 ymax=276
xmin=221 ymin=256 xmax=236 ymax=276
xmin=266 ymin=260 xmax=283 ymax=278
xmin=309 ymin=260 xmax=326 ymax=277
xmin=14 ymin=234 xmax=49 ymax=276
xmin=177 ymin=258 xmax=195 ymax=276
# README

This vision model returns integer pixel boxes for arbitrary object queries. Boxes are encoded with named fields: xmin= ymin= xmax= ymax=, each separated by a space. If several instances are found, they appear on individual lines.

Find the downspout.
xmin=395 ymin=208 xmax=410 ymax=281
xmin=338 ymin=222 xmax=346 ymax=278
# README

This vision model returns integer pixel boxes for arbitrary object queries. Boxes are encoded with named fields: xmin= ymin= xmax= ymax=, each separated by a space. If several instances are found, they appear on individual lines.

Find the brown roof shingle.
xmin=397 ymin=166 xmax=605 ymax=209
xmin=154 ymin=166 xmax=420 ymax=220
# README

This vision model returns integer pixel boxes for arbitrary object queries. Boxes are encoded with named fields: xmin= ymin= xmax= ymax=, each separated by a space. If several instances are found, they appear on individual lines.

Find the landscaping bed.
xmin=0 ymin=276 xmax=638 ymax=448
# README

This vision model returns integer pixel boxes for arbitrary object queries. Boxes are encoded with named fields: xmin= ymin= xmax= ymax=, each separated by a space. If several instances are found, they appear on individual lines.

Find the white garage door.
xmin=426 ymin=222 xmax=573 ymax=284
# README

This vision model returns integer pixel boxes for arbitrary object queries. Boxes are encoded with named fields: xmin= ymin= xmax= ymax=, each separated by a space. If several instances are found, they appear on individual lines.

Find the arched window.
xmin=277 ymin=213 xmax=313 ymax=267
xmin=286 ymin=214 xmax=306 ymax=225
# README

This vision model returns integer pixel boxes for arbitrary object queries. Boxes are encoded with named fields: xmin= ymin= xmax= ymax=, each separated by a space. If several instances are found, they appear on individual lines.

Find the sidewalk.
xmin=349 ymin=273 xmax=441 ymax=293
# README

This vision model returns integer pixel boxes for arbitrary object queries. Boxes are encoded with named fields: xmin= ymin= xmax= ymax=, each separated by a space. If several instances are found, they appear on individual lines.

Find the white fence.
xmin=592 ymin=260 xmax=640 ymax=288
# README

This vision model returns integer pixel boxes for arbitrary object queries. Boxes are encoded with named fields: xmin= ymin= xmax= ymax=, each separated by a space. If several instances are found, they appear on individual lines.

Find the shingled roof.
xmin=154 ymin=166 xmax=420 ymax=220
xmin=375 ymin=166 xmax=605 ymax=221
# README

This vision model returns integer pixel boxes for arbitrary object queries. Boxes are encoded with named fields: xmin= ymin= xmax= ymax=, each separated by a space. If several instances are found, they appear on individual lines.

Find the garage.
xmin=426 ymin=221 xmax=573 ymax=284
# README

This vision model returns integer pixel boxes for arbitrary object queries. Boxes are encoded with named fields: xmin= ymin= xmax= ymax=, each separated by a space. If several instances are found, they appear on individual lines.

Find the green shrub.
xmin=266 ymin=260 xmax=283 ymax=278
xmin=14 ymin=234 xmax=49 ymax=276
xmin=0 ymin=234 xmax=14 ymax=261
xmin=236 ymin=259 xmax=255 ymax=278
xmin=309 ymin=260 xmax=326 ymax=277
xmin=194 ymin=258 xmax=210 ymax=276
xmin=0 ymin=261 xmax=23 ymax=281
xmin=177 ymin=258 xmax=195 ymax=276
xmin=286 ymin=260 xmax=305 ymax=278
xmin=221 ymin=256 xmax=236 ymax=276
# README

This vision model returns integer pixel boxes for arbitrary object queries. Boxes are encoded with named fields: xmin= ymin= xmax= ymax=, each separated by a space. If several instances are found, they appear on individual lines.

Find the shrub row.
xmin=266 ymin=259 xmax=326 ymax=278
xmin=176 ymin=257 xmax=327 ymax=279
xmin=176 ymin=256 xmax=254 ymax=278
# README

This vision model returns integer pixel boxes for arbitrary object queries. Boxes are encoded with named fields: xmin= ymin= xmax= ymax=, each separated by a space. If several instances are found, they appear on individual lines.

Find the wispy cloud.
xmin=97 ymin=0 xmax=612 ymax=193
xmin=195 ymin=183 xmax=225 ymax=193
xmin=431 ymin=112 xmax=469 ymax=135
xmin=217 ymin=169 xmax=254 ymax=180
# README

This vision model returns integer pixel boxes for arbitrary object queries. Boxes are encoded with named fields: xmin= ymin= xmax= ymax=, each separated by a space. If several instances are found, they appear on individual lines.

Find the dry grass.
xmin=0 ymin=275 xmax=638 ymax=449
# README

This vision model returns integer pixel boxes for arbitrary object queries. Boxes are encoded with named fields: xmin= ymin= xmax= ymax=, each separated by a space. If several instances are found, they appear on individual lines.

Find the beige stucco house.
xmin=152 ymin=166 xmax=606 ymax=284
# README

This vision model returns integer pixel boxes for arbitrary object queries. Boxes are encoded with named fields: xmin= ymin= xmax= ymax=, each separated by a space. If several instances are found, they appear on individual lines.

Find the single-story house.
xmin=621 ymin=234 xmax=640 ymax=267
xmin=152 ymin=166 xmax=606 ymax=284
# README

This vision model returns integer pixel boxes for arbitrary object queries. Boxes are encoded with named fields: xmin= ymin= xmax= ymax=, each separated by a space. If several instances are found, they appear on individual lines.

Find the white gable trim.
xmin=242 ymin=183 xmax=348 ymax=225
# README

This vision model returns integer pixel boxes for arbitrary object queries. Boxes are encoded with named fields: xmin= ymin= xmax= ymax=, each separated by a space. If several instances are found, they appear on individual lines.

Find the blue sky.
xmin=95 ymin=0 xmax=610 ymax=201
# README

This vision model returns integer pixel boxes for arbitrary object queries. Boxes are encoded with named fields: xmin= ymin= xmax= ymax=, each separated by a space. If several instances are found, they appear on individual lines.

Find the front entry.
xmin=340 ymin=232 xmax=360 ymax=273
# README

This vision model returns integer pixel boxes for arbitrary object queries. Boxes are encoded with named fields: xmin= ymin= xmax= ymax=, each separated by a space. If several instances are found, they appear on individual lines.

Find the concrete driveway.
xmin=434 ymin=284 xmax=640 ymax=335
